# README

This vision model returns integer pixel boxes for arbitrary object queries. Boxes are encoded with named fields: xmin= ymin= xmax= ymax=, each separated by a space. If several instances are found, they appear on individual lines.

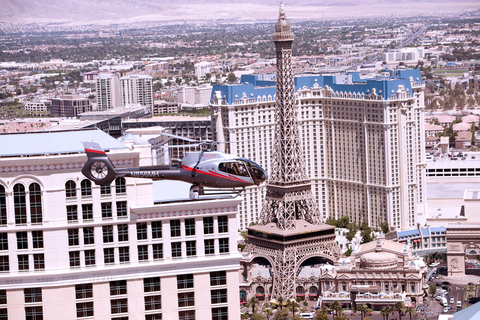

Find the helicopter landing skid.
xmin=189 ymin=185 xmax=245 ymax=199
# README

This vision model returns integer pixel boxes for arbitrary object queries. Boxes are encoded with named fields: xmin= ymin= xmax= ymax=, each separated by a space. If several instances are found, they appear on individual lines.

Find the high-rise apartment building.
xmin=0 ymin=129 xmax=242 ymax=320
xmin=120 ymin=75 xmax=154 ymax=108
xmin=96 ymin=73 xmax=121 ymax=110
xmin=211 ymin=70 xmax=427 ymax=231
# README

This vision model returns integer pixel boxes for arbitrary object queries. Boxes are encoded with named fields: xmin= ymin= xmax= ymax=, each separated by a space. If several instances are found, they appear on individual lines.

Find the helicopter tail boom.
xmin=81 ymin=142 xmax=118 ymax=186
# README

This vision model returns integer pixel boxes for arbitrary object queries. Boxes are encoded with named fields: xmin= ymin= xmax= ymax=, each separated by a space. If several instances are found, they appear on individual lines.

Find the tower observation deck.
xmin=246 ymin=3 xmax=342 ymax=300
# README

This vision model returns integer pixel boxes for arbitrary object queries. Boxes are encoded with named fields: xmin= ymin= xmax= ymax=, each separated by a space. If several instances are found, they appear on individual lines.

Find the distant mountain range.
xmin=1 ymin=0 xmax=479 ymax=25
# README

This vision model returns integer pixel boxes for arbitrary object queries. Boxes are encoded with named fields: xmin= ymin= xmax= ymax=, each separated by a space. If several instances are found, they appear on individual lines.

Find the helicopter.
xmin=81 ymin=141 xmax=268 ymax=199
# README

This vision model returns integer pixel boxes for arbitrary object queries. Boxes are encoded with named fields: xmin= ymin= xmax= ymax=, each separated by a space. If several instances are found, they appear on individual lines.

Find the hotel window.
xmin=82 ymin=204 xmax=93 ymax=221
xmin=212 ymin=307 xmax=228 ymax=320
xmin=100 ymin=185 xmax=111 ymax=196
xmin=177 ymin=274 xmax=194 ymax=290
xmin=68 ymin=229 xmax=79 ymax=246
xmin=65 ymin=180 xmax=77 ymax=198
xmin=32 ymin=231 xmax=43 ymax=249
xmin=137 ymin=223 xmax=147 ymax=240
xmin=203 ymin=217 xmax=214 ymax=234
xmin=0 ymin=234 xmax=6 ymax=251
xmin=178 ymin=292 xmax=195 ymax=308
xmin=17 ymin=231 xmax=28 ymax=250
xmin=33 ymin=254 xmax=45 ymax=270
xmin=75 ymin=284 xmax=93 ymax=300
xmin=153 ymin=244 xmax=163 ymax=260
xmin=0 ymin=185 xmax=6 ymax=226
xmin=138 ymin=245 xmax=148 ymax=262
xmin=179 ymin=310 xmax=195 ymax=320
xmin=185 ymin=218 xmax=195 ymax=236
xmin=80 ymin=179 xmax=92 ymax=197
xmin=85 ymin=250 xmax=95 ymax=266
xmin=67 ymin=205 xmax=78 ymax=223
xmin=152 ymin=221 xmax=162 ymax=239
xmin=69 ymin=251 xmax=80 ymax=268
xmin=205 ymin=239 xmax=215 ymax=255
xmin=111 ymin=298 xmax=128 ymax=314
xmin=186 ymin=241 xmax=196 ymax=257
xmin=0 ymin=256 xmax=9 ymax=272
xmin=171 ymin=220 xmax=181 ymax=237
xmin=83 ymin=227 xmax=94 ymax=245
xmin=29 ymin=183 xmax=42 ymax=224
xmin=145 ymin=295 xmax=162 ymax=311
xmin=144 ymin=277 xmax=161 ymax=293
xmin=115 ymin=177 xmax=126 ymax=194
xmin=210 ymin=271 xmax=226 ymax=287
xmin=0 ymin=290 xmax=6 ymax=319
xmin=118 ymin=224 xmax=129 ymax=242
xmin=219 ymin=238 xmax=229 ymax=254
xmin=110 ymin=280 xmax=127 ymax=296
xmin=103 ymin=226 xmax=113 ymax=243
xmin=211 ymin=289 xmax=227 ymax=304
xmin=119 ymin=247 xmax=129 ymax=263
xmin=172 ymin=242 xmax=182 ymax=259
xmin=104 ymin=248 xmax=114 ymax=265
xmin=14 ymin=184 xmax=27 ymax=225
xmin=101 ymin=202 xmax=112 ymax=220
xmin=24 ymin=288 xmax=42 ymax=303
xmin=116 ymin=201 xmax=128 ymax=218
xmin=76 ymin=302 xmax=93 ymax=318
xmin=218 ymin=216 xmax=228 ymax=233
xmin=25 ymin=306 xmax=42 ymax=320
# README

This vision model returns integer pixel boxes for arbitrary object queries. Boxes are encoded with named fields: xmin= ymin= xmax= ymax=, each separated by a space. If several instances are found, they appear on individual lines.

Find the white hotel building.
xmin=211 ymin=70 xmax=427 ymax=231
xmin=0 ymin=129 xmax=241 ymax=320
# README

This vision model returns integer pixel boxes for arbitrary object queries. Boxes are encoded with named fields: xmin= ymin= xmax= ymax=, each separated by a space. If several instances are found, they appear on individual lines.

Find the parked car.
xmin=450 ymin=297 xmax=454 ymax=304
xmin=442 ymin=281 xmax=451 ymax=285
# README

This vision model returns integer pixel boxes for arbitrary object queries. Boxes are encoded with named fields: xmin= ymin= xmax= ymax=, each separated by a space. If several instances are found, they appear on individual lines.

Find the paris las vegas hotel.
xmin=211 ymin=70 xmax=427 ymax=231
xmin=0 ymin=129 xmax=241 ymax=320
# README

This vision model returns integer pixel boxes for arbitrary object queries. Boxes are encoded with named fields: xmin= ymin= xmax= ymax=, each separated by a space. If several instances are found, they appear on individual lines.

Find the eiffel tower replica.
xmin=246 ymin=3 xmax=341 ymax=300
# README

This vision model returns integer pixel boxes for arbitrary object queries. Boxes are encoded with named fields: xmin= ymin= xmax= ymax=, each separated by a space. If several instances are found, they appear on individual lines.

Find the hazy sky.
xmin=1 ymin=0 xmax=479 ymax=24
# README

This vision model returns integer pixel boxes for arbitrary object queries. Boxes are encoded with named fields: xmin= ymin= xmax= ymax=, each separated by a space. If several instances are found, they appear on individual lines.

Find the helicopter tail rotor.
xmin=82 ymin=142 xmax=118 ymax=186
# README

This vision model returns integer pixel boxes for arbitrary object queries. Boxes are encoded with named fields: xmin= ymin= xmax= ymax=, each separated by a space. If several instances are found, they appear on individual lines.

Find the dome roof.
xmin=361 ymin=251 xmax=397 ymax=269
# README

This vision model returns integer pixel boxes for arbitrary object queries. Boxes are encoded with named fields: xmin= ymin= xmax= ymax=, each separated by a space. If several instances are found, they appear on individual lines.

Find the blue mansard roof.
xmin=211 ymin=69 xmax=423 ymax=105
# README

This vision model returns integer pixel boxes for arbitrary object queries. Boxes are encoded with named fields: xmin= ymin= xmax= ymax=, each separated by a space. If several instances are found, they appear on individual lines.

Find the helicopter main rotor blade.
xmin=160 ymin=132 xmax=200 ymax=142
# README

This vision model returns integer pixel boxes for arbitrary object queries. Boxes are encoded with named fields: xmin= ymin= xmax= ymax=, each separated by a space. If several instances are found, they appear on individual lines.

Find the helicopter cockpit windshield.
xmin=241 ymin=159 xmax=267 ymax=185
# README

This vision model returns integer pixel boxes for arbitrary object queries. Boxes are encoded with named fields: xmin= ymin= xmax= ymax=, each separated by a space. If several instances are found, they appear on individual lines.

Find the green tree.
xmin=358 ymin=303 xmax=371 ymax=320
xmin=251 ymin=313 xmax=265 ymax=320
xmin=429 ymin=284 xmax=437 ymax=298
xmin=329 ymin=300 xmax=343 ymax=319
xmin=227 ymin=72 xmax=237 ymax=83
xmin=315 ymin=313 xmax=328 ymax=320
xmin=380 ymin=222 xmax=390 ymax=234
xmin=406 ymin=306 xmax=416 ymax=320
xmin=264 ymin=307 xmax=273 ymax=320
xmin=273 ymin=309 xmax=289 ymax=320
xmin=287 ymin=299 xmax=300 ymax=318
xmin=247 ymin=296 xmax=259 ymax=314
xmin=394 ymin=301 xmax=406 ymax=320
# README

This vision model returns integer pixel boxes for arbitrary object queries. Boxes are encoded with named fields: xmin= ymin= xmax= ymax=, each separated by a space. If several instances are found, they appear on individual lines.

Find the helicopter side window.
xmin=218 ymin=162 xmax=227 ymax=173
xmin=219 ymin=162 xmax=249 ymax=177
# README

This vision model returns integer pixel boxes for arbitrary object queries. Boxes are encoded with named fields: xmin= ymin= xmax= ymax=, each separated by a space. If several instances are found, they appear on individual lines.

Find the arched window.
xmin=65 ymin=180 xmax=76 ymax=198
xmin=14 ymin=184 xmax=26 ymax=225
xmin=29 ymin=183 xmax=42 ymax=224
xmin=296 ymin=286 xmax=305 ymax=296
xmin=115 ymin=177 xmax=126 ymax=194
xmin=256 ymin=286 xmax=264 ymax=295
xmin=240 ymin=290 xmax=247 ymax=303
xmin=0 ymin=185 xmax=6 ymax=226
xmin=469 ymin=250 xmax=477 ymax=255
xmin=81 ymin=179 xmax=92 ymax=197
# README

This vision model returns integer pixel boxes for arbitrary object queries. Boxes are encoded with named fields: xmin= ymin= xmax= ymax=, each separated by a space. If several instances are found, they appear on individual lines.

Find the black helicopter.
xmin=81 ymin=141 xmax=267 ymax=199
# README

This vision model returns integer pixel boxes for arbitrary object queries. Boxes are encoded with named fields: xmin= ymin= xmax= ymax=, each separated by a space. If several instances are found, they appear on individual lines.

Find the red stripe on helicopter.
xmin=85 ymin=148 xmax=106 ymax=155
xmin=182 ymin=165 xmax=248 ymax=183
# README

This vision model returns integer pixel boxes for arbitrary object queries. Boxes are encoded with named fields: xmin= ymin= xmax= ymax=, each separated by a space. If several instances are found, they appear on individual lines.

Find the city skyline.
xmin=0 ymin=0 xmax=479 ymax=25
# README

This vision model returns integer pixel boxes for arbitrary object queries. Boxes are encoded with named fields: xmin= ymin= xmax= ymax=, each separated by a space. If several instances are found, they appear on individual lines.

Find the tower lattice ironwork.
xmin=246 ymin=3 xmax=341 ymax=300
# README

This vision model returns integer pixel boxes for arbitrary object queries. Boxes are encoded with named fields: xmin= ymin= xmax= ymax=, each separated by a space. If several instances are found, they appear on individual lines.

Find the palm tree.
xmin=329 ymin=300 xmax=343 ymax=319
xmin=276 ymin=296 xmax=285 ymax=310
xmin=385 ymin=306 xmax=394 ymax=320
xmin=247 ymin=296 xmax=259 ymax=314
xmin=395 ymin=301 xmax=406 ymax=320
xmin=380 ymin=307 xmax=389 ymax=320
xmin=406 ymin=306 xmax=416 ymax=320
xmin=287 ymin=299 xmax=299 ymax=318
xmin=264 ymin=307 xmax=273 ymax=320
xmin=358 ymin=304 xmax=371 ymax=320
